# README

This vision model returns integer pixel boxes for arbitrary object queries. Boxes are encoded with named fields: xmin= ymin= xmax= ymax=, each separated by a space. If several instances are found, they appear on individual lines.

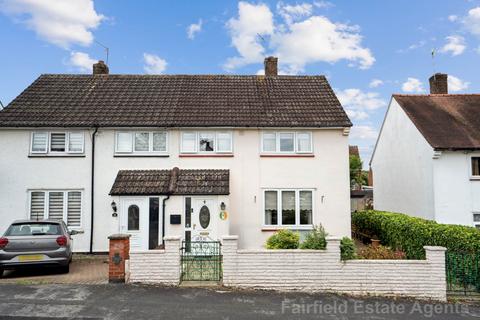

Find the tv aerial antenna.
xmin=95 ymin=40 xmax=109 ymax=64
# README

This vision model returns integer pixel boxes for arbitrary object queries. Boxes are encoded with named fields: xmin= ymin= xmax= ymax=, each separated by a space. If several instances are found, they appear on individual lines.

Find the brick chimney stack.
xmin=264 ymin=56 xmax=278 ymax=76
xmin=429 ymin=73 xmax=448 ymax=94
xmin=93 ymin=60 xmax=109 ymax=75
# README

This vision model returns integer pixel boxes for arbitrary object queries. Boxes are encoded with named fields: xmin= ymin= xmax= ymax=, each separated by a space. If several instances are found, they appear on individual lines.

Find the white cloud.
xmin=463 ymin=7 xmax=480 ymax=36
xmin=277 ymin=2 xmax=313 ymax=25
xmin=350 ymin=125 xmax=378 ymax=140
xmin=68 ymin=51 xmax=96 ymax=72
xmin=143 ymin=53 xmax=167 ymax=74
xmin=187 ymin=19 xmax=202 ymax=40
xmin=313 ymin=1 xmax=333 ymax=9
xmin=439 ymin=35 xmax=466 ymax=56
xmin=225 ymin=1 xmax=374 ymax=72
xmin=0 ymin=0 xmax=104 ymax=48
xmin=224 ymin=2 xmax=274 ymax=70
xmin=336 ymin=88 xmax=386 ymax=121
xmin=402 ymin=77 xmax=425 ymax=93
xmin=369 ymin=79 xmax=383 ymax=88
xmin=448 ymin=15 xmax=458 ymax=22
xmin=448 ymin=75 xmax=470 ymax=92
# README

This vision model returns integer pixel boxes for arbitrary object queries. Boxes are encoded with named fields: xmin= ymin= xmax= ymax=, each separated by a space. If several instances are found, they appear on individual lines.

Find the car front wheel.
xmin=60 ymin=264 xmax=70 ymax=274
xmin=0 ymin=268 xmax=4 ymax=278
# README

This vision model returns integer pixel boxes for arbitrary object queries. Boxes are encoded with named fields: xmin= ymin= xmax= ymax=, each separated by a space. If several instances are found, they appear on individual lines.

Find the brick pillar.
xmin=424 ymin=246 xmax=447 ymax=301
xmin=326 ymin=236 xmax=342 ymax=261
xmin=108 ymin=234 xmax=131 ymax=283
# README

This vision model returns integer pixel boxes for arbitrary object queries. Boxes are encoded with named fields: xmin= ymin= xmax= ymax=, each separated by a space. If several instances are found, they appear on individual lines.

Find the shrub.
xmin=266 ymin=229 xmax=299 ymax=249
xmin=300 ymin=225 xmax=328 ymax=250
xmin=340 ymin=237 xmax=356 ymax=260
xmin=352 ymin=210 xmax=480 ymax=259
xmin=358 ymin=244 xmax=406 ymax=260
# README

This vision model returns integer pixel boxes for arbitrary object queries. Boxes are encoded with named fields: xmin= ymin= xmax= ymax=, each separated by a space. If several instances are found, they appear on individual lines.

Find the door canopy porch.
xmin=109 ymin=168 xmax=230 ymax=196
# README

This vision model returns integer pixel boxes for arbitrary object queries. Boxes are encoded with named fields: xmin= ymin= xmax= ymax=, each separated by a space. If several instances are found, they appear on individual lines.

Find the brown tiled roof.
xmin=394 ymin=94 xmax=480 ymax=150
xmin=109 ymin=169 xmax=229 ymax=196
xmin=0 ymin=74 xmax=351 ymax=128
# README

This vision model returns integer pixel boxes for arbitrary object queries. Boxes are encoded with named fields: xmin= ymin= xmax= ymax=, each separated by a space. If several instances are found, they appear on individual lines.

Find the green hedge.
xmin=352 ymin=210 xmax=480 ymax=259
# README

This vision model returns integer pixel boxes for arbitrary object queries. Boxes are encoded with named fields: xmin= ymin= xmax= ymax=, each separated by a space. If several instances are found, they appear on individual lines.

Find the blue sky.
xmin=1 ymin=0 xmax=480 ymax=166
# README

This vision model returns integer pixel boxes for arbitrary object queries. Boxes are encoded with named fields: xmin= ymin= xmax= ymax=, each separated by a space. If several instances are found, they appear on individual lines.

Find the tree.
xmin=349 ymin=155 xmax=368 ymax=189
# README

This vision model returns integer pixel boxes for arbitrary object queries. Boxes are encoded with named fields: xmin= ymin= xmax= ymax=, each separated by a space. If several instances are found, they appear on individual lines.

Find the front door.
xmin=191 ymin=198 xmax=217 ymax=241
xmin=120 ymin=198 xmax=148 ymax=250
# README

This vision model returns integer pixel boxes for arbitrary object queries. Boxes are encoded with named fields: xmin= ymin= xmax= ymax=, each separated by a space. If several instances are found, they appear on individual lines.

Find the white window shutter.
xmin=68 ymin=132 xmax=84 ymax=153
xmin=30 ymin=192 xmax=45 ymax=220
xmin=48 ymin=192 xmax=64 ymax=220
xmin=67 ymin=191 xmax=82 ymax=227
xmin=31 ymin=133 xmax=48 ymax=153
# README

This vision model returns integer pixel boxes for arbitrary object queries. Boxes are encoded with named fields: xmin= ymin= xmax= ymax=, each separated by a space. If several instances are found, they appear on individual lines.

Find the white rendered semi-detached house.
xmin=371 ymin=73 xmax=480 ymax=229
xmin=0 ymin=57 xmax=352 ymax=252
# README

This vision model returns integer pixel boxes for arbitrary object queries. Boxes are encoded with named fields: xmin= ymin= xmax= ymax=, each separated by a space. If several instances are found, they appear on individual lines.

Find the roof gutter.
xmin=89 ymin=126 xmax=99 ymax=254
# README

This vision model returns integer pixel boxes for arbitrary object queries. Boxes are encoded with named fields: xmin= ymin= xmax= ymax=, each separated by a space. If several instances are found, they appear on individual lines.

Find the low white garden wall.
xmin=127 ymin=235 xmax=447 ymax=301
xmin=222 ymin=236 xmax=447 ymax=301
xmin=129 ymin=236 xmax=181 ymax=285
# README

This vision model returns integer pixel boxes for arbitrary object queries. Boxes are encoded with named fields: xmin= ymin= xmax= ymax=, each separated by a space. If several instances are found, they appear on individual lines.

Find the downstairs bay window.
xmin=29 ymin=190 xmax=82 ymax=228
xmin=264 ymin=189 xmax=313 ymax=227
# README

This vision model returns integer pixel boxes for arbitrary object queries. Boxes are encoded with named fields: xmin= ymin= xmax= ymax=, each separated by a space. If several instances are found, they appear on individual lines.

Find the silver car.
xmin=0 ymin=220 xmax=78 ymax=276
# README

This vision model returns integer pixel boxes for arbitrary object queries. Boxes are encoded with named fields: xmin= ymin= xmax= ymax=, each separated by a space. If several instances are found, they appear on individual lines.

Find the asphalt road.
xmin=0 ymin=284 xmax=478 ymax=319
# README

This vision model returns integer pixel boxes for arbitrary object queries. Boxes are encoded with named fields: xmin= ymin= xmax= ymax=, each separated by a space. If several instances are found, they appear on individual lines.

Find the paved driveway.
xmin=0 ymin=255 xmax=108 ymax=285
xmin=0 ymin=284 xmax=478 ymax=319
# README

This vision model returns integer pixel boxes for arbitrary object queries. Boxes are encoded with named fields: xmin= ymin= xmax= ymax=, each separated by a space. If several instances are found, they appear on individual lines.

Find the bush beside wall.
xmin=352 ymin=210 xmax=480 ymax=259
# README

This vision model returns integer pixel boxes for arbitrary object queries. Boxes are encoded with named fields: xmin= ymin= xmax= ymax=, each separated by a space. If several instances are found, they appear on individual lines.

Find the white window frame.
xmin=30 ymin=132 xmax=49 ymax=154
xmin=180 ymin=131 xmax=233 ymax=154
xmin=262 ymin=189 xmax=314 ymax=228
xmin=27 ymin=190 xmax=83 ymax=229
xmin=470 ymin=155 xmax=480 ymax=179
xmin=30 ymin=131 xmax=84 ymax=155
xmin=261 ymin=131 xmax=313 ymax=154
xmin=115 ymin=131 xmax=169 ymax=155
xmin=473 ymin=212 xmax=480 ymax=230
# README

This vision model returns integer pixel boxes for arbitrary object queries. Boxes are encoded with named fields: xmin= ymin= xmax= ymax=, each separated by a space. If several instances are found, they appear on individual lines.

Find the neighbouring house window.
xmin=30 ymin=132 xmax=84 ymax=155
xmin=115 ymin=131 xmax=168 ymax=154
xmin=180 ymin=131 xmax=233 ymax=154
xmin=261 ymin=132 xmax=313 ymax=154
xmin=472 ymin=157 xmax=480 ymax=177
xmin=474 ymin=213 xmax=480 ymax=230
xmin=29 ymin=190 xmax=82 ymax=227
xmin=264 ymin=189 xmax=314 ymax=226
xmin=128 ymin=205 xmax=140 ymax=231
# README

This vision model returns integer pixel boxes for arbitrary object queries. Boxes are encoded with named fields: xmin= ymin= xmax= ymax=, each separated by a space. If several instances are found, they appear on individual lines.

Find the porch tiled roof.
xmin=109 ymin=168 xmax=229 ymax=196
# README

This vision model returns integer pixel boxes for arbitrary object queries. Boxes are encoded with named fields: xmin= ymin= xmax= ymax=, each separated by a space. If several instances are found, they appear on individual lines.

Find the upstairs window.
xmin=472 ymin=157 xmax=480 ymax=177
xmin=261 ymin=132 xmax=312 ymax=154
xmin=180 ymin=131 xmax=233 ymax=153
xmin=31 ymin=132 xmax=84 ymax=155
xmin=29 ymin=190 xmax=82 ymax=228
xmin=115 ymin=131 xmax=168 ymax=155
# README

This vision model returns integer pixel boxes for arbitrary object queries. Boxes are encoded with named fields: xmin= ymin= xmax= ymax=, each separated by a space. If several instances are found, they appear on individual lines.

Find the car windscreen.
xmin=5 ymin=223 xmax=62 ymax=236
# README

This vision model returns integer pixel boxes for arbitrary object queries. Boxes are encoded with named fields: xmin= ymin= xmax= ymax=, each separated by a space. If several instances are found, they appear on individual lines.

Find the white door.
xmin=191 ymin=198 xmax=217 ymax=241
xmin=120 ymin=198 xmax=148 ymax=251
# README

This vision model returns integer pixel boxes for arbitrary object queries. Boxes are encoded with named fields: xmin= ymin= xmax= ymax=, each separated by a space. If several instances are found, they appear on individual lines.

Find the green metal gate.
xmin=181 ymin=240 xmax=222 ymax=282
xmin=446 ymin=251 xmax=480 ymax=297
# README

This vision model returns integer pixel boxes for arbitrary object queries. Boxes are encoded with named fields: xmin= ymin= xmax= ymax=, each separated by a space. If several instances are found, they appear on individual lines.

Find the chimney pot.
xmin=93 ymin=60 xmax=109 ymax=75
xmin=264 ymin=56 xmax=278 ymax=76
xmin=429 ymin=73 xmax=448 ymax=94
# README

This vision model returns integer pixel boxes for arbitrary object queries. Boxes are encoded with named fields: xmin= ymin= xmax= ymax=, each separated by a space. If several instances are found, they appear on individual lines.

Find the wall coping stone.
xmin=108 ymin=234 xmax=131 ymax=240
xmin=423 ymin=246 xmax=447 ymax=252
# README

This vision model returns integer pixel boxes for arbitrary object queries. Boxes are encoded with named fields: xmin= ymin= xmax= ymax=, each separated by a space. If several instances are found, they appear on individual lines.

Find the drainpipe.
xmin=162 ymin=167 xmax=179 ymax=247
xmin=89 ymin=126 xmax=99 ymax=254
xmin=161 ymin=195 xmax=170 ymax=248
